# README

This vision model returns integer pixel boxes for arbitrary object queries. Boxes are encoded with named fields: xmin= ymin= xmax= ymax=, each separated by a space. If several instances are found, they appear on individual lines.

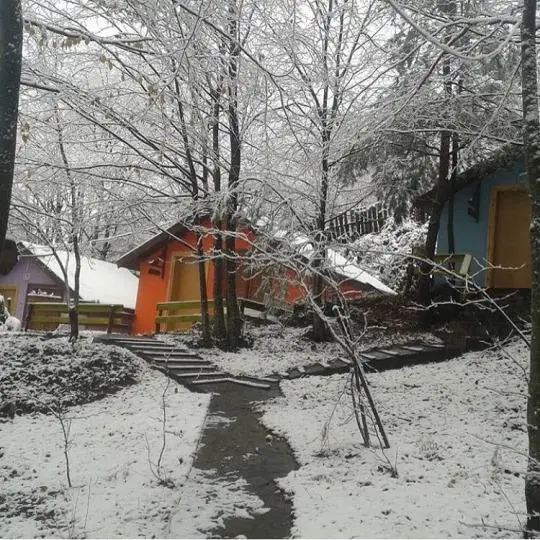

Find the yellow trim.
xmin=486 ymin=185 xmax=529 ymax=288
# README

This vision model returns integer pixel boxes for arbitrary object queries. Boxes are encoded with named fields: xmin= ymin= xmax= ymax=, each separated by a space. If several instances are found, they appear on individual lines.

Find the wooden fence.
xmin=25 ymin=302 xmax=134 ymax=334
xmin=327 ymin=204 xmax=390 ymax=241
xmin=155 ymin=297 xmax=275 ymax=333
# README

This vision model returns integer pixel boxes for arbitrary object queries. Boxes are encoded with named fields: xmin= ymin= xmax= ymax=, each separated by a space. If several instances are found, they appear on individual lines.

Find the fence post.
xmin=107 ymin=305 xmax=116 ymax=334
xmin=24 ymin=303 xmax=33 ymax=331
xmin=155 ymin=306 xmax=161 ymax=334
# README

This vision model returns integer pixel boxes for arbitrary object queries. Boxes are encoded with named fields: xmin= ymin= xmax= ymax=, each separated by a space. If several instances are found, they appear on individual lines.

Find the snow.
xmin=1 ymin=324 xmax=530 ymax=538
xmin=22 ymin=243 xmax=139 ymax=309
xmin=278 ymin=231 xmax=396 ymax=295
xmin=261 ymin=339 xmax=528 ymax=538
xmin=200 ymin=323 xmax=442 ymax=378
xmin=168 ymin=469 xmax=266 ymax=537
xmin=353 ymin=217 xmax=427 ymax=292
xmin=1 ymin=337 xmax=211 ymax=538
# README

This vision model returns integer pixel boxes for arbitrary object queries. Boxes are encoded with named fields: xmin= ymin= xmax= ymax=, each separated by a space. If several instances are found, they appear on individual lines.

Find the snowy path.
xmin=170 ymin=383 xmax=298 ymax=538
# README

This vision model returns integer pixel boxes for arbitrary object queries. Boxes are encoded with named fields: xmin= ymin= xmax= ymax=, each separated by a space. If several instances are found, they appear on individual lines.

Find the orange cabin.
xmin=117 ymin=217 xmax=390 ymax=335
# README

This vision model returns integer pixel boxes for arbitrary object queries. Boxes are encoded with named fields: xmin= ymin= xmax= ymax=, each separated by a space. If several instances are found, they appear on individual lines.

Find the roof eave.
xmin=116 ymin=222 xmax=187 ymax=270
xmin=414 ymin=143 xmax=524 ymax=209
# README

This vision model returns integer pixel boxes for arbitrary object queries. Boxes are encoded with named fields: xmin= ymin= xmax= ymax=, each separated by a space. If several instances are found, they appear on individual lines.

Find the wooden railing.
xmin=25 ymin=302 xmax=134 ymax=334
xmin=412 ymin=247 xmax=473 ymax=279
xmin=155 ymin=297 xmax=267 ymax=333
xmin=433 ymin=253 xmax=473 ymax=278
xmin=327 ymin=204 xmax=390 ymax=241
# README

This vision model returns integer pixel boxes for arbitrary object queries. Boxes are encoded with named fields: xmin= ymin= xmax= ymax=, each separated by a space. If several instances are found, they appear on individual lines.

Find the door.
xmin=168 ymin=256 xmax=201 ymax=330
xmin=489 ymin=188 xmax=532 ymax=288
xmin=170 ymin=256 xmax=201 ymax=302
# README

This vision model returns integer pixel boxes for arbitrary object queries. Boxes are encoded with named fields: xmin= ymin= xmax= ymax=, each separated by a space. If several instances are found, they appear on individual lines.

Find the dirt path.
xmin=192 ymin=383 xmax=298 ymax=539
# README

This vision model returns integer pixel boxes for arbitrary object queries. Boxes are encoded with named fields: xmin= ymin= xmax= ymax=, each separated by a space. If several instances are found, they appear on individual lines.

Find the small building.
xmin=0 ymin=242 xmax=138 ymax=323
xmin=417 ymin=145 xmax=529 ymax=288
xmin=117 ymin=216 xmax=395 ymax=335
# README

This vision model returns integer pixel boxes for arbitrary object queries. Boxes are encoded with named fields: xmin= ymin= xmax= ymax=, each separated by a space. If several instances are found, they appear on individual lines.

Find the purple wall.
xmin=0 ymin=256 xmax=61 ymax=320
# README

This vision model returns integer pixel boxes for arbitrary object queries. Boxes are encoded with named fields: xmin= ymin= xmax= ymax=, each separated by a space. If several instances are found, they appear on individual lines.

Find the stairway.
xmin=281 ymin=341 xmax=459 ymax=379
xmin=99 ymin=335 xmax=460 ymax=390
xmin=99 ymin=335 xmax=275 ymax=390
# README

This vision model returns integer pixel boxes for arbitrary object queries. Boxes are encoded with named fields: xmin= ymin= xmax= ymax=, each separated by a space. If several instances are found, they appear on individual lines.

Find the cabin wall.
xmin=131 ymin=220 xmax=256 ymax=335
xmin=0 ymin=258 xmax=60 ymax=320
xmin=438 ymin=159 xmax=526 ymax=287
xmin=130 ymin=216 xmax=369 ymax=334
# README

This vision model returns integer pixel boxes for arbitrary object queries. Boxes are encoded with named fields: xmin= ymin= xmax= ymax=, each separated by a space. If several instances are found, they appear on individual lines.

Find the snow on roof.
xmin=23 ymin=243 xmax=139 ymax=309
xmin=287 ymin=234 xmax=396 ymax=295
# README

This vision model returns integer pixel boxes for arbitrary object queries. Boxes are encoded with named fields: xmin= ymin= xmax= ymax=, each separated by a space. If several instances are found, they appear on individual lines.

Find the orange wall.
xmin=132 ymin=220 xmax=256 ymax=335
xmin=132 ymin=257 xmax=168 ymax=334
xmin=280 ymin=269 xmax=365 ymax=305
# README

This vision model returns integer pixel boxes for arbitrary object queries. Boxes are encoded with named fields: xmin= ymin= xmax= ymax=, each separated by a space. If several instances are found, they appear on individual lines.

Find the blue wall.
xmin=437 ymin=159 xmax=526 ymax=286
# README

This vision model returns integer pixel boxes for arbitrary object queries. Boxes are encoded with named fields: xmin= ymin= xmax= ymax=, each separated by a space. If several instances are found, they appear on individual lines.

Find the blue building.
xmin=419 ymin=146 xmax=530 ymax=289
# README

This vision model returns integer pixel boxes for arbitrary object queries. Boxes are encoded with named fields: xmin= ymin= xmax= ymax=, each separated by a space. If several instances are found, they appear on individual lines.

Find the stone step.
xmin=150 ymin=357 xmax=212 ymax=365
xmin=107 ymin=338 xmax=164 ymax=345
xmin=120 ymin=343 xmax=190 ymax=351
xmin=425 ymin=342 xmax=445 ymax=349
xmin=399 ymin=344 xmax=427 ymax=353
xmin=153 ymin=363 xmax=217 ymax=371
xmin=134 ymin=349 xmax=196 ymax=357
xmin=172 ymin=371 xmax=226 ymax=378
xmin=359 ymin=350 xmax=392 ymax=361
xmin=128 ymin=343 xmax=188 ymax=350
xmin=189 ymin=377 xmax=271 ymax=389
xmin=240 ymin=374 xmax=280 ymax=384
xmin=377 ymin=347 xmax=412 ymax=357
xmin=135 ymin=352 xmax=200 ymax=361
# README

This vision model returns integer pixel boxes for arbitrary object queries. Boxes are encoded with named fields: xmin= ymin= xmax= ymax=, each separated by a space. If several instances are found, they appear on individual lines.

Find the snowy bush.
xmin=352 ymin=217 xmax=427 ymax=293
xmin=0 ymin=335 xmax=144 ymax=417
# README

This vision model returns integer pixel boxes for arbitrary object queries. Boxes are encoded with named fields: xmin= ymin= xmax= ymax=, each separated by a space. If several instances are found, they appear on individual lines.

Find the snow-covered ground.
xmin=1 ymin=330 xmax=530 ymax=538
xmin=262 ymin=339 xmax=528 ymax=538
xmin=1 ymin=339 xmax=211 ymax=538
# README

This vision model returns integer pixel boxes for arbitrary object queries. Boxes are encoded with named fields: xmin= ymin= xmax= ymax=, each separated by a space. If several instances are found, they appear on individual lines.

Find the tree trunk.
xmin=521 ymin=0 xmax=540 ymax=534
xmin=447 ymin=132 xmax=459 ymax=255
xmin=173 ymin=75 xmax=211 ymax=346
xmin=71 ymin=236 xmax=81 ymax=342
xmin=56 ymin=106 xmax=80 ymax=342
xmin=417 ymin=198 xmax=443 ymax=305
xmin=225 ymin=219 xmax=242 ymax=350
xmin=196 ymin=230 xmax=211 ymax=347
xmin=224 ymin=0 xmax=243 ymax=350
xmin=0 ymin=0 xmax=23 ymax=256
xmin=212 ymin=223 xmax=227 ymax=342
xmin=311 ymin=128 xmax=331 ymax=342
xmin=210 ymin=89 xmax=226 ymax=343
xmin=417 ymin=53 xmax=452 ymax=306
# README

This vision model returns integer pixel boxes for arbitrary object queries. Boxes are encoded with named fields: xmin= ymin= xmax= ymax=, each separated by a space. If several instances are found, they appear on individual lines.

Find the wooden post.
xmin=354 ymin=210 xmax=360 ymax=237
xmin=24 ymin=303 xmax=33 ymax=331
xmin=107 ymin=305 xmax=116 ymax=334
xmin=155 ymin=306 xmax=161 ymax=334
